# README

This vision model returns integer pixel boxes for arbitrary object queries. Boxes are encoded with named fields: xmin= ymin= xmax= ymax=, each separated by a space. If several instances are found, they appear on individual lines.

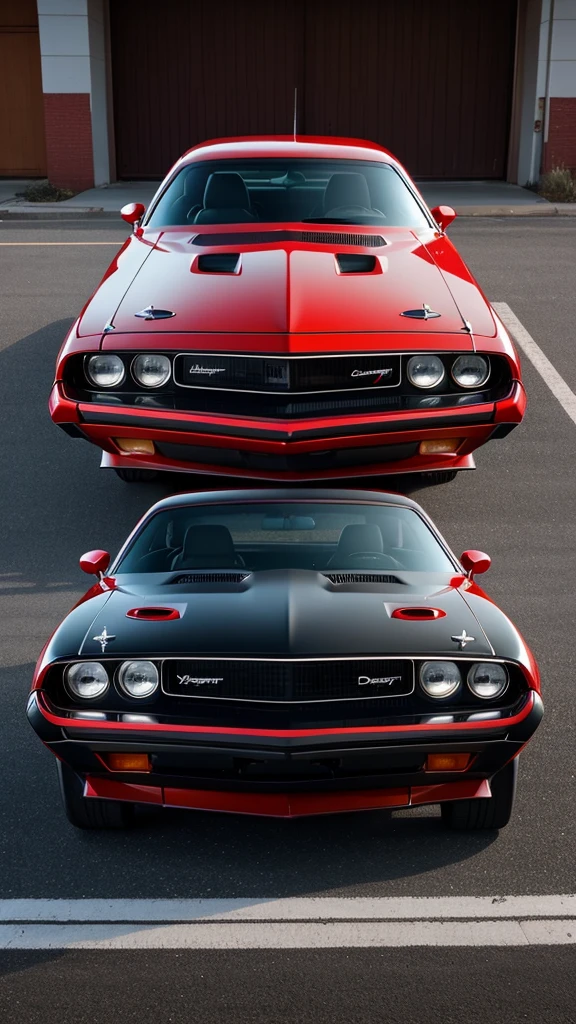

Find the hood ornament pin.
xmin=92 ymin=627 xmax=116 ymax=653
xmin=400 ymin=303 xmax=441 ymax=321
xmin=134 ymin=305 xmax=176 ymax=320
xmin=451 ymin=629 xmax=475 ymax=650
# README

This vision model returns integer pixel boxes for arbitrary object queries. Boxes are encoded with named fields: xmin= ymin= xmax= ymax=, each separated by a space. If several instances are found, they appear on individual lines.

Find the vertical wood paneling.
xmin=111 ymin=0 xmax=517 ymax=180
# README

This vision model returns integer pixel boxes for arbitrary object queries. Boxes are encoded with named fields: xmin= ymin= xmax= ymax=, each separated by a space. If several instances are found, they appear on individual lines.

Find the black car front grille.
xmin=174 ymin=353 xmax=401 ymax=394
xmin=191 ymin=231 xmax=386 ymax=247
xmin=162 ymin=659 xmax=414 ymax=703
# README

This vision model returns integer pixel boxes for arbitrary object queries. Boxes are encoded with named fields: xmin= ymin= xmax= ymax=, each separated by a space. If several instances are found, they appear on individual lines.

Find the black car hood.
xmin=65 ymin=570 xmax=500 ymax=659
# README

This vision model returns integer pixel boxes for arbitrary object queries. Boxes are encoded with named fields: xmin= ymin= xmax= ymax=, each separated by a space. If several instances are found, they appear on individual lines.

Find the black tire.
xmin=57 ymin=762 xmax=135 ymax=830
xmin=421 ymin=470 xmax=458 ymax=485
xmin=441 ymin=758 xmax=518 ymax=831
xmin=114 ymin=468 xmax=158 ymax=483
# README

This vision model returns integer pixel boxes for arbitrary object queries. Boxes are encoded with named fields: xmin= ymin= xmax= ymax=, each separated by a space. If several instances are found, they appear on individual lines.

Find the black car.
xmin=27 ymin=489 xmax=542 ymax=831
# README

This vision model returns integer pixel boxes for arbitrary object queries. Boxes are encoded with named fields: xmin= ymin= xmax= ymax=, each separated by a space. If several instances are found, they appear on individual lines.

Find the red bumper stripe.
xmin=39 ymin=690 xmax=535 ymax=739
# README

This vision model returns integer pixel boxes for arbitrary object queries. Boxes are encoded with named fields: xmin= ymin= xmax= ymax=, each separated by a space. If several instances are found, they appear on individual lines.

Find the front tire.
xmin=441 ymin=759 xmax=518 ymax=831
xmin=114 ymin=468 xmax=158 ymax=483
xmin=57 ymin=762 xmax=135 ymax=829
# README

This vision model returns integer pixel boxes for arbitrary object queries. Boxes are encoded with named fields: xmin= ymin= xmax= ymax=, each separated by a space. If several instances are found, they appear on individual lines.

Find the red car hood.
xmin=79 ymin=229 xmax=496 ymax=340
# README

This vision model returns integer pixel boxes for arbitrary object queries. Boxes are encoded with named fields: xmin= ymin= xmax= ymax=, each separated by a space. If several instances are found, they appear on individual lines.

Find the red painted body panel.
xmin=83 ymin=777 xmax=490 ymax=817
xmin=50 ymin=136 xmax=525 ymax=480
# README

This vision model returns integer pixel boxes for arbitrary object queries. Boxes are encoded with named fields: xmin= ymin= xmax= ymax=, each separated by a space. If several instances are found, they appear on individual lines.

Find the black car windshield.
xmin=145 ymin=159 xmax=429 ymax=228
xmin=116 ymin=503 xmax=456 ymax=574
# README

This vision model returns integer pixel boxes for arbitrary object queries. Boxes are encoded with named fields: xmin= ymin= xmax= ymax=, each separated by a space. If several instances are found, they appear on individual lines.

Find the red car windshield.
xmin=115 ymin=502 xmax=456 ymax=574
xmin=146 ymin=159 xmax=430 ymax=228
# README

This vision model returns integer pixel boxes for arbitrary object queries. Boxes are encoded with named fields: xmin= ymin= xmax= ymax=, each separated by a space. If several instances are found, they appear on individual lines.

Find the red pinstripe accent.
xmin=38 ymin=690 xmax=535 ymax=738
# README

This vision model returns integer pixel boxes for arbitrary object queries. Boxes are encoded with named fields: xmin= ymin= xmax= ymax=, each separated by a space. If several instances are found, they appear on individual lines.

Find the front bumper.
xmin=50 ymin=381 xmax=526 ymax=480
xmin=28 ymin=689 xmax=542 ymax=817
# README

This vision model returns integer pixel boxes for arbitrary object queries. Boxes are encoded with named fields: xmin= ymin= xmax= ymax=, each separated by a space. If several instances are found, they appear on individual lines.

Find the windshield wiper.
xmin=302 ymin=217 xmax=386 ymax=226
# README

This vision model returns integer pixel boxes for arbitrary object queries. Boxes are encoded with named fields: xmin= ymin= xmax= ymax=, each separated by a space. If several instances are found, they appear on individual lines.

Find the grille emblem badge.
xmin=176 ymin=675 xmax=223 ymax=686
xmin=358 ymin=675 xmax=402 ymax=686
xmin=351 ymin=367 xmax=393 ymax=384
xmin=451 ymin=629 xmax=476 ymax=649
xmin=400 ymin=303 xmax=441 ymax=320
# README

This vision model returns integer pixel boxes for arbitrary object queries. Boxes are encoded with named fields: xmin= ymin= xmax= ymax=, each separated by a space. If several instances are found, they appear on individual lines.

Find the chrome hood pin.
xmin=134 ymin=305 xmax=176 ymax=320
xmin=92 ymin=627 xmax=116 ymax=653
xmin=451 ymin=629 xmax=476 ymax=650
xmin=400 ymin=303 xmax=441 ymax=320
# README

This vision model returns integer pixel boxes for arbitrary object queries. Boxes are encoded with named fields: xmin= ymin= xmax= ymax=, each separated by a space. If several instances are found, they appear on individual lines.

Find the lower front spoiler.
xmin=29 ymin=689 xmax=542 ymax=818
xmin=84 ymin=776 xmax=492 ymax=818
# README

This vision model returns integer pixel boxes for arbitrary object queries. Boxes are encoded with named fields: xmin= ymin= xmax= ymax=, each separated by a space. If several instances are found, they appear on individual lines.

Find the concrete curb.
xmin=1 ymin=204 xmax=575 ymax=221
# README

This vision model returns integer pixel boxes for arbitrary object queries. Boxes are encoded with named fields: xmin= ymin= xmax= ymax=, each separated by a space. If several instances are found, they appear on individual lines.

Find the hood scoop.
xmin=191 ymin=231 xmax=386 ymax=248
xmin=169 ymin=572 xmax=250 ymax=585
xmin=196 ymin=253 xmax=240 ymax=274
xmin=323 ymin=573 xmax=403 ymax=585
xmin=336 ymin=254 xmax=377 ymax=274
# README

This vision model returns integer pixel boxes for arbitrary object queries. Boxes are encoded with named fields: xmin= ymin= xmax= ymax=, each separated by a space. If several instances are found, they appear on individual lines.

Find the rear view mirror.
xmin=120 ymin=202 xmax=146 ymax=231
xmin=460 ymin=549 xmax=491 ymax=580
xmin=430 ymin=205 xmax=457 ymax=232
xmin=80 ymin=549 xmax=111 ymax=579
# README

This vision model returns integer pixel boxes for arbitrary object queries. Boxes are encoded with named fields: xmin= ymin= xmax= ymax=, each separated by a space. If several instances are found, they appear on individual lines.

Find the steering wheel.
xmin=337 ymin=551 xmax=404 ymax=570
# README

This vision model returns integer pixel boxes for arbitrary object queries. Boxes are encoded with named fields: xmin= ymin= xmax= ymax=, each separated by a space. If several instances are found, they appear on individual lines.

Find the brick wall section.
xmin=543 ymin=98 xmax=576 ymax=173
xmin=43 ymin=93 xmax=94 ymax=190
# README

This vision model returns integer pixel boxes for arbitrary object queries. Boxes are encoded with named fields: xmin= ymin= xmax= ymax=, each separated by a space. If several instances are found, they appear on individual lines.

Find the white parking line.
xmin=1 ymin=897 xmax=575 ymax=949
xmin=493 ymin=301 xmax=576 ymax=427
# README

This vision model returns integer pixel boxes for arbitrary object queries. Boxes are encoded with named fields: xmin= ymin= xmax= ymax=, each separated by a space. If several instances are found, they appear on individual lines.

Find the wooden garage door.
xmin=0 ymin=1 xmax=46 ymax=177
xmin=110 ymin=0 xmax=517 ymax=180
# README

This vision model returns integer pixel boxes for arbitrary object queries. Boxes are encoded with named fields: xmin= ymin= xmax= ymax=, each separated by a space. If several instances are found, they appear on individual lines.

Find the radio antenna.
xmin=293 ymin=87 xmax=298 ymax=141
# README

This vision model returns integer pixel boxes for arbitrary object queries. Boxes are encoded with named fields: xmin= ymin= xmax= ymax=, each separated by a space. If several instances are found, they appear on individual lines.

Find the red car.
xmin=50 ymin=137 xmax=526 ymax=484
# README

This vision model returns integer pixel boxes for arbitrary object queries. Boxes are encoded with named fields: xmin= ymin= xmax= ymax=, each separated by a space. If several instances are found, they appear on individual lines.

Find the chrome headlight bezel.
xmin=131 ymin=353 xmax=172 ymax=389
xmin=86 ymin=353 xmax=126 ymax=388
xmin=65 ymin=662 xmax=110 ymax=700
xmin=419 ymin=661 xmax=462 ymax=699
xmin=467 ymin=661 xmax=509 ymax=700
xmin=117 ymin=660 xmax=159 ymax=699
xmin=451 ymin=354 xmax=490 ymax=389
xmin=406 ymin=355 xmax=445 ymax=389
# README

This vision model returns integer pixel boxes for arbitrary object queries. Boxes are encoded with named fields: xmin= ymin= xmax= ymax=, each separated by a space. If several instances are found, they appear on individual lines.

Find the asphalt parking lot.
xmin=0 ymin=216 xmax=575 ymax=1021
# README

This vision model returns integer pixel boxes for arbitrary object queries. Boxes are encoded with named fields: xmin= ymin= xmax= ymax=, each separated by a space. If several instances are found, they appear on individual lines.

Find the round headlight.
xmin=118 ymin=660 xmax=159 ymax=698
xmin=467 ymin=662 xmax=508 ymax=699
xmin=407 ymin=355 xmax=445 ymax=389
xmin=451 ymin=355 xmax=489 ymax=388
xmin=87 ymin=354 xmax=125 ymax=388
xmin=132 ymin=354 xmax=171 ymax=388
xmin=66 ymin=662 xmax=109 ymax=700
xmin=420 ymin=661 xmax=461 ymax=699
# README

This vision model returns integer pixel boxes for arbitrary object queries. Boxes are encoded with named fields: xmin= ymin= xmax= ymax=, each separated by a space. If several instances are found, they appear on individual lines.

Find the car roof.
xmin=149 ymin=489 xmax=424 ymax=515
xmin=177 ymin=136 xmax=397 ymax=169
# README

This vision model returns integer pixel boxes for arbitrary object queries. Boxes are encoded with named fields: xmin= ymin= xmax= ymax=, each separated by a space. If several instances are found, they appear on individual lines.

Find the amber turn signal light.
xmin=115 ymin=438 xmax=155 ymax=454
xmin=426 ymin=753 xmax=471 ymax=772
xmin=419 ymin=438 xmax=462 ymax=455
xmin=106 ymin=753 xmax=151 ymax=772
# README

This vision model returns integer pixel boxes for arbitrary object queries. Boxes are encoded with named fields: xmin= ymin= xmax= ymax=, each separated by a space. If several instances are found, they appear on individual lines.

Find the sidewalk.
xmin=0 ymin=178 xmax=573 ymax=219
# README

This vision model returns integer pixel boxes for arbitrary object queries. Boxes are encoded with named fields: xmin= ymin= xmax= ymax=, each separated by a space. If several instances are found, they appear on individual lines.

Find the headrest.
xmin=203 ymin=172 xmax=251 ymax=210
xmin=378 ymin=517 xmax=401 ymax=548
xmin=181 ymin=524 xmax=236 ymax=560
xmin=165 ymin=517 xmax=188 ymax=549
xmin=335 ymin=524 xmax=384 ymax=557
xmin=324 ymin=172 xmax=371 ymax=213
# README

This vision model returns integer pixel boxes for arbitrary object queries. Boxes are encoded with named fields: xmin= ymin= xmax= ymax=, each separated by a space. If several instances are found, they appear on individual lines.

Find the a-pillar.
xmin=37 ymin=0 xmax=110 ymax=190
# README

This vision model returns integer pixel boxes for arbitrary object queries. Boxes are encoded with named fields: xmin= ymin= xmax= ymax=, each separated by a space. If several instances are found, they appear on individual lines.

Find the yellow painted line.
xmin=0 ymin=242 xmax=122 ymax=246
